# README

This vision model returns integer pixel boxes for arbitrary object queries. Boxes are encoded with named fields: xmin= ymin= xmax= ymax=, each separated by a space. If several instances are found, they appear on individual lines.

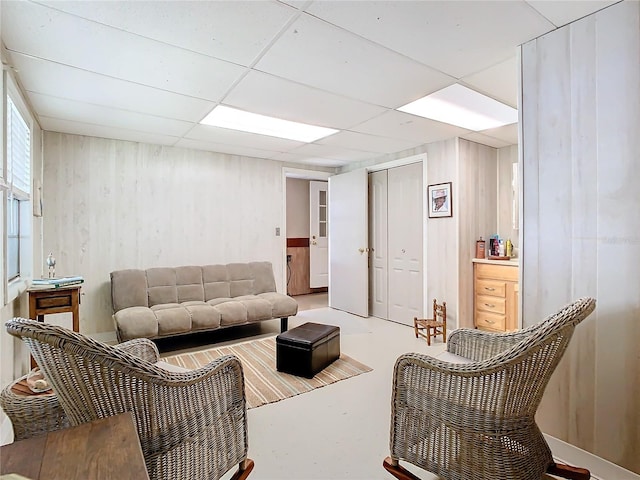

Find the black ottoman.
xmin=276 ymin=322 xmax=340 ymax=378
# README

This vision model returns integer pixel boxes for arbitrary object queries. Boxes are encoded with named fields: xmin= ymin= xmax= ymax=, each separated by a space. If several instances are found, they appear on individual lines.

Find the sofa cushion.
xmin=114 ymin=306 xmax=158 ymax=341
xmin=215 ymin=301 xmax=248 ymax=326
xmin=186 ymin=304 xmax=221 ymax=330
xmin=237 ymin=297 xmax=273 ymax=322
xmin=151 ymin=303 xmax=181 ymax=311
xmin=203 ymin=264 xmax=231 ymax=300
xmin=111 ymin=269 xmax=148 ymax=311
xmin=258 ymin=292 xmax=298 ymax=317
xmin=155 ymin=306 xmax=191 ymax=336
xmin=228 ymin=263 xmax=254 ymax=297
xmin=250 ymin=261 xmax=277 ymax=294
xmin=207 ymin=298 xmax=233 ymax=306
xmin=176 ymin=266 xmax=204 ymax=302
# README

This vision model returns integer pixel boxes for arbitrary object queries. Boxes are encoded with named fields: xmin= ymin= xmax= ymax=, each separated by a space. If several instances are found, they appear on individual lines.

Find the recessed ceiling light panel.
xmin=201 ymin=105 xmax=339 ymax=143
xmin=397 ymin=84 xmax=517 ymax=131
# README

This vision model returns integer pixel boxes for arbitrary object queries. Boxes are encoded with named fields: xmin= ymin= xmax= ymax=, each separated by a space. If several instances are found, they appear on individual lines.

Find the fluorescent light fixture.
xmin=200 ymin=105 xmax=338 ymax=143
xmin=397 ymin=84 xmax=517 ymax=131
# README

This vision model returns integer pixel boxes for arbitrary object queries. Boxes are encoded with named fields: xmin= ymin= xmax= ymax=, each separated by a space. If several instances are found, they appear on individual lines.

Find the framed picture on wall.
xmin=428 ymin=182 xmax=452 ymax=218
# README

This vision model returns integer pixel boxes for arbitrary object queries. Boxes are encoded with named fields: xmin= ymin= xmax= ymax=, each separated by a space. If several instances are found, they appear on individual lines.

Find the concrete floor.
xmin=158 ymin=298 xmax=633 ymax=480
xmin=216 ymin=307 xmax=446 ymax=480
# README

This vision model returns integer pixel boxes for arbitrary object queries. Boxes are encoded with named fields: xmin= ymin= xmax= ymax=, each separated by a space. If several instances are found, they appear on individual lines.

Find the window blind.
xmin=7 ymin=96 xmax=31 ymax=196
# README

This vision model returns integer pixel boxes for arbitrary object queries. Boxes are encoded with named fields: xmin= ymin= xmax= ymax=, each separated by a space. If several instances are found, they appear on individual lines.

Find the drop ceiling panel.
xmin=256 ymin=14 xmax=455 ymax=108
xmin=174 ymin=138 xmax=282 ymax=160
xmin=29 ymin=93 xmax=194 ymax=138
xmin=461 ymin=123 xmax=518 ymax=148
xmin=316 ymin=130 xmax=423 ymax=154
xmin=526 ymin=0 xmax=617 ymax=28
xmin=270 ymin=151 xmax=347 ymax=167
xmin=10 ymin=53 xmax=215 ymax=122
xmin=305 ymin=0 xmax=555 ymax=78
xmin=186 ymin=124 xmax=304 ymax=152
xmin=2 ymin=2 xmax=247 ymax=102
xmin=461 ymin=56 xmax=519 ymax=108
xmin=223 ymin=70 xmax=388 ymax=129
xmin=40 ymin=0 xmax=298 ymax=65
xmin=352 ymin=110 xmax=471 ymax=144
xmin=40 ymin=117 xmax=180 ymax=146
xmin=478 ymin=123 xmax=519 ymax=144
xmin=289 ymin=143 xmax=376 ymax=162
xmin=460 ymin=132 xmax=511 ymax=149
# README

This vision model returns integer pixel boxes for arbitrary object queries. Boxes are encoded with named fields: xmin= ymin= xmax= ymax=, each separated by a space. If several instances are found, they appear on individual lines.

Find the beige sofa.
xmin=110 ymin=261 xmax=297 ymax=342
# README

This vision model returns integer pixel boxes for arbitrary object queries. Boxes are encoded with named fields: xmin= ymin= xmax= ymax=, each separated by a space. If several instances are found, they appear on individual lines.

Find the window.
xmin=5 ymin=94 xmax=31 ymax=283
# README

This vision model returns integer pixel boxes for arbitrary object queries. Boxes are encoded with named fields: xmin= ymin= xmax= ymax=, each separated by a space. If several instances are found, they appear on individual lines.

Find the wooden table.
xmin=0 ymin=412 xmax=150 ymax=480
xmin=28 ymin=285 xmax=81 ymax=368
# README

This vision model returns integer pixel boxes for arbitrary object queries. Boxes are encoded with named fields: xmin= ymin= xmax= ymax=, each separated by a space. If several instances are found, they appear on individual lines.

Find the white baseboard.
xmin=546 ymin=434 xmax=640 ymax=480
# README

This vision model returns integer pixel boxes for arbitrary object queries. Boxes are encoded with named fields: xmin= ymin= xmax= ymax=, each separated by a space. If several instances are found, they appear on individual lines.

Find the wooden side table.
xmin=27 ymin=285 xmax=81 ymax=368
xmin=0 ymin=412 xmax=150 ymax=480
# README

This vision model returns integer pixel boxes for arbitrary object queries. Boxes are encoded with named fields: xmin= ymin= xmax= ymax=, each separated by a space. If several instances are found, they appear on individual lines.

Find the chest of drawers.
xmin=473 ymin=262 xmax=519 ymax=332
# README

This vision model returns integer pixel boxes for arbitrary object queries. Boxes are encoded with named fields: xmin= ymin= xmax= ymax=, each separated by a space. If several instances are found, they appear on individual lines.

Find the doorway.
xmin=283 ymin=169 xmax=330 ymax=305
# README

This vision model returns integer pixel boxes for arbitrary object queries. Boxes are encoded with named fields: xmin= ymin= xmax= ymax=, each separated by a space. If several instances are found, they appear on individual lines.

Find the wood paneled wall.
xmin=521 ymin=1 xmax=639 ymax=472
xmin=42 ymin=133 xmax=287 ymax=335
xmin=497 ymin=145 xmax=518 ymax=248
xmin=456 ymin=139 xmax=498 ymax=329
xmin=424 ymin=139 xmax=460 ymax=329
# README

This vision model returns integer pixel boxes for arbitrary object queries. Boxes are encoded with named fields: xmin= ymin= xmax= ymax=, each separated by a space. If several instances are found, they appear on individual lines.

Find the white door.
xmin=309 ymin=181 xmax=328 ymax=288
xmin=368 ymin=170 xmax=388 ymax=319
xmin=387 ymin=163 xmax=423 ymax=325
xmin=329 ymin=169 xmax=368 ymax=317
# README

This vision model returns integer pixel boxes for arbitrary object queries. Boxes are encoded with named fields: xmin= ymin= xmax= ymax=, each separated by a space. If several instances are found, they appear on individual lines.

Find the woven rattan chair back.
xmin=386 ymin=297 xmax=596 ymax=480
xmin=6 ymin=318 xmax=253 ymax=480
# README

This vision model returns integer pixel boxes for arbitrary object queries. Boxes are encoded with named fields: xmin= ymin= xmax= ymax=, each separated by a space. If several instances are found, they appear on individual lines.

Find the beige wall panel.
xmin=43 ymin=133 xmax=286 ymax=336
xmin=286 ymin=178 xmax=309 ymax=239
xmin=457 ymin=139 xmax=497 ymax=329
xmin=424 ymin=139 xmax=459 ymax=329
xmin=497 ymin=144 xmax=518 ymax=248
xmin=591 ymin=3 xmax=639 ymax=470
xmin=521 ymin=1 xmax=639 ymax=472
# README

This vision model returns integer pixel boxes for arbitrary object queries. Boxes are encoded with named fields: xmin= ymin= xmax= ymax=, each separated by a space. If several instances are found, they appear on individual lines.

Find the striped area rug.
xmin=161 ymin=336 xmax=373 ymax=409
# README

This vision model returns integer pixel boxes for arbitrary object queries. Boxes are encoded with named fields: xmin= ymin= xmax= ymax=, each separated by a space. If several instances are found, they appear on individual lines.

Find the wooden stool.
xmin=414 ymin=299 xmax=446 ymax=346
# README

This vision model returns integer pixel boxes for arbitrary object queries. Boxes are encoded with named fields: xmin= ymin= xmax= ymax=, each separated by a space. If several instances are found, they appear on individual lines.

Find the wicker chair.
xmin=6 ymin=317 xmax=254 ymax=480
xmin=383 ymin=297 xmax=596 ymax=480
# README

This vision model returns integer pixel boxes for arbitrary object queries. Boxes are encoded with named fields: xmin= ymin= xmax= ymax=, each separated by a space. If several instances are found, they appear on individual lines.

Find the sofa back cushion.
xmin=146 ymin=267 xmax=179 ymax=306
xmin=111 ymin=269 xmax=148 ymax=312
xmin=176 ymin=266 xmax=204 ymax=302
xmin=202 ymin=264 xmax=230 ymax=300
xmin=227 ymin=263 xmax=254 ymax=297
xmin=250 ymin=261 xmax=277 ymax=294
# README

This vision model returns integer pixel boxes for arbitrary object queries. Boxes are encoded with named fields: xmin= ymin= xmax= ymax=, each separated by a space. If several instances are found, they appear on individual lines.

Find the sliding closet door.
xmin=387 ymin=163 xmax=423 ymax=325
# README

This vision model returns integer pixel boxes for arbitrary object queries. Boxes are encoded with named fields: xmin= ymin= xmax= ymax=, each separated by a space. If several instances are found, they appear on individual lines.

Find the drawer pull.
xmin=485 ymin=319 xmax=496 ymax=324
xmin=484 ymin=303 xmax=495 ymax=308
xmin=484 ymin=287 xmax=496 ymax=291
